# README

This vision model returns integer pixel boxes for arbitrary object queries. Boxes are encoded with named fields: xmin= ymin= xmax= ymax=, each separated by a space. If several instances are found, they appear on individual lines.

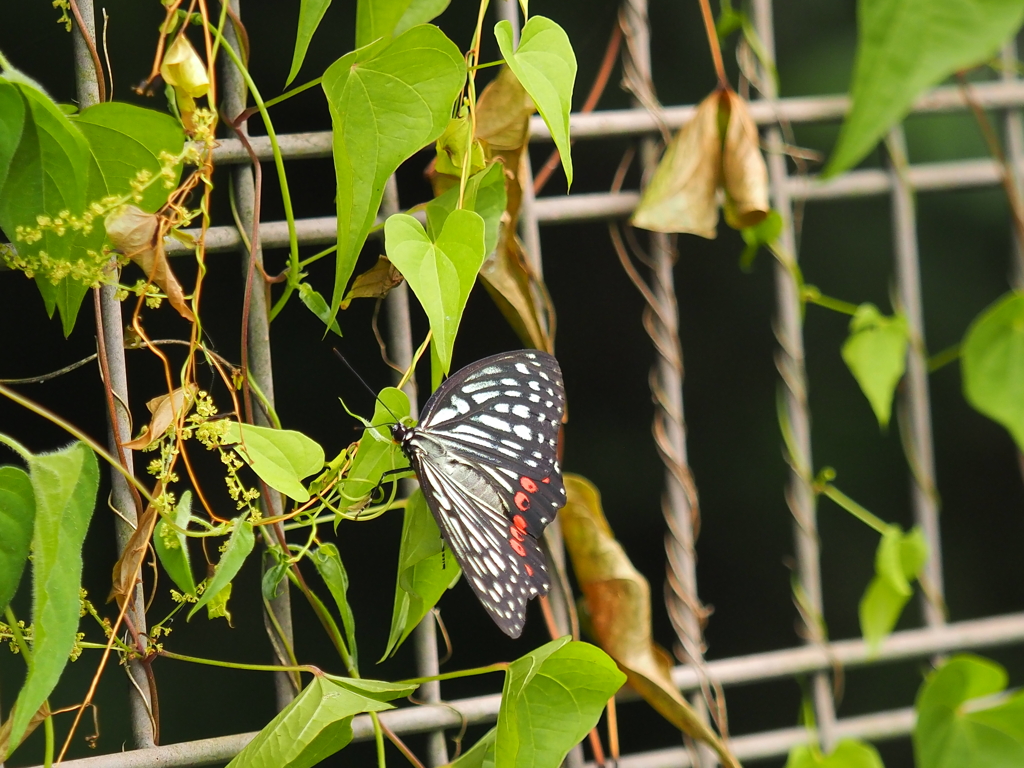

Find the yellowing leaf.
xmin=122 ymin=383 xmax=197 ymax=451
xmin=721 ymin=89 xmax=769 ymax=230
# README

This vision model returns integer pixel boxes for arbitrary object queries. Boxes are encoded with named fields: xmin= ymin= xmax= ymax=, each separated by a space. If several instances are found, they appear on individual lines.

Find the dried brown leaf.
xmin=106 ymin=205 xmax=196 ymax=322
xmin=561 ymin=474 xmax=741 ymax=768
xmin=479 ymin=234 xmax=552 ymax=352
xmin=476 ymin=66 xmax=535 ymax=152
xmin=340 ymin=256 xmax=404 ymax=309
xmin=721 ymin=90 xmax=769 ymax=230
xmin=108 ymin=487 xmax=161 ymax=607
xmin=123 ymin=383 xmax=197 ymax=451
xmin=631 ymin=91 xmax=722 ymax=238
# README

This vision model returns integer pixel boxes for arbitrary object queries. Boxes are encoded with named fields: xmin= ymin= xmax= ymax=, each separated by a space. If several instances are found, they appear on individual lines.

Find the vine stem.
xmin=398 ymin=662 xmax=508 ymax=686
xmin=696 ymin=0 xmax=728 ymax=89
xmin=457 ymin=0 xmax=492 ymax=209
xmin=158 ymin=649 xmax=319 ymax=675
xmin=818 ymin=484 xmax=889 ymax=535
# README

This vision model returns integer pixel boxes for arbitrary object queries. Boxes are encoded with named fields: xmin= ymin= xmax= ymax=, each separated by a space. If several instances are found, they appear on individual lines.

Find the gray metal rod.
xmin=886 ymin=128 xmax=945 ymax=631
xmin=221 ymin=0 xmax=297 ymax=712
xmin=752 ymin=0 xmax=837 ymax=751
xmin=73 ymin=0 xmax=155 ymax=749
xmin=29 ymin=611 xmax=1024 ymax=768
xmin=207 ymin=78 xmax=1024 ymax=162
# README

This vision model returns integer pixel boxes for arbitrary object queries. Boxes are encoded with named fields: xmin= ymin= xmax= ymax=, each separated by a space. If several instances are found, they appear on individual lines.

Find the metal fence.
xmin=40 ymin=0 xmax=1024 ymax=766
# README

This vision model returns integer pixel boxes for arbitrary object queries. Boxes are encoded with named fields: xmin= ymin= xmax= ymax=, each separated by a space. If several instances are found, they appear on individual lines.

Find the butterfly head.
xmin=389 ymin=422 xmax=411 ymax=444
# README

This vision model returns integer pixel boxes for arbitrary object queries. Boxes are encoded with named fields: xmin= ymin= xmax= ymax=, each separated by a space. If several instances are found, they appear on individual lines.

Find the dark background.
xmin=2 ymin=1 xmax=1023 ymax=766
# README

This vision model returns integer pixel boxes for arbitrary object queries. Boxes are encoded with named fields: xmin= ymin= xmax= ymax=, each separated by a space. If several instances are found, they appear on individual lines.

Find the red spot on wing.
xmin=512 ymin=514 xmax=527 ymax=531
xmin=509 ymin=525 xmax=525 ymax=542
xmin=541 ymin=476 xmax=551 ymax=484
xmin=514 ymin=491 xmax=530 ymax=511
xmin=520 ymin=476 xmax=538 ymax=493
xmin=525 ymin=564 xmax=534 ymax=577
xmin=510 ymin=539 xmax=527 ymax=557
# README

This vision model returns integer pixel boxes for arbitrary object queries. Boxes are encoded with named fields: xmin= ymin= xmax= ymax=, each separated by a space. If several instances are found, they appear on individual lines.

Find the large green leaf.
xmin=496 ymin=637 xmax=625 ymax=768
xmin=382 ymin=489 xmax=461 ymax=659
xmin=840 ymin=304 xmax=909 ymax=428
xmin=384 ymin=209 xmax=486 ymax=375
xmin=449 ymin=727 xmax=497 ymax=768
xmin=287 ymin=0 xmax=334 ymax=86
xmin=494 ymin=16 xmax=577 ymax=188
xmin=784 ymin=740 xmax=885 ymax=768
xmin=827 ymin=0 xmax=1024 ymax=175
xmin=153 ymin=489 xmax=197 ymax=596
xmin=322 ymin=24 xmax=465 ymax=323
xmin=337 ymin=387 xmax=410 ymax=506
xmin=961 ymin=291 xmax=1024 ymax=451
xmin=0 ymin=75 xmax=91 ymax=333
xmin=222 ymin=422 xmax=325 ymax=503
xmin=188 ymin=518 xmax=255 ymax=620
xmin=355 ymin=0 xmax=452 ymax=48
xmin=859 ymin=525 xmax=927 ymax=653
xmin=7 ymin=442 xmax=98 ymax=756
xmin=914 ymin=654 xmax=1024 ymax=768
xmin=0 ymin=465 xmax=35 ymax=614
xmin=312 ymin=543 xmax=359 ymax=668
xmin=225 ymin=675 xmax=402 ymax=768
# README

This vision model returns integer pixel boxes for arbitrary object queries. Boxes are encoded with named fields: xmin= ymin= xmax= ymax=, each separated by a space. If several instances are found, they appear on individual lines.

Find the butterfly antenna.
xmin=333 ymin=348 xmax=403 ymax=423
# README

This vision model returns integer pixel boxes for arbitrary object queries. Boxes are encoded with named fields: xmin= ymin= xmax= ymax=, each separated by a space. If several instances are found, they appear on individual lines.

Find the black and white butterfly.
xmin=390 ymin=350 xmax=567 ymax=638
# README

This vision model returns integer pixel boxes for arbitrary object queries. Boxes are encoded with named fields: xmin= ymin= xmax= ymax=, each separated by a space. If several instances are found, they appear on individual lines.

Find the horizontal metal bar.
xmin=209 ymin=79 xmax=1024 ymax=163
xmin=161 ymin=150 xmax=1016 ymax=256
xmin=598 ymin=707 xmax=916 ymax=767
xmin=32 ymin=612 xmax=1024 ymax=768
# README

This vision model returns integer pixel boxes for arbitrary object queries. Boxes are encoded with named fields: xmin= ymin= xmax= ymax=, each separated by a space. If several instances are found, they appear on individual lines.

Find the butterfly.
xmin=390 ymin=350 xmax=567 ymax=638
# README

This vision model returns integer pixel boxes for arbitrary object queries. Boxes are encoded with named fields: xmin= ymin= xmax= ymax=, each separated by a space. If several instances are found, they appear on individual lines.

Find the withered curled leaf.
xmin=476 ymin=66 xmax=536 ymax=153
xmin=479 ymin=234 xmax=552 ymax=353
xmin=632 ymin=88 xmax=768 ymax=239
xmin=105 ymin=205 xmax=196 ymax=322
xmin=160 ymin=36 xmax=210 ymax=98
xmin=340 ymin=256 xmax=405 ymax=309
xmin=123 ymin=383 xmax=198 ymax=451
xmin=560 ymin=474 xmax=741 ymax=768
xmin=108 ymin=487 xmax=160 ymax=607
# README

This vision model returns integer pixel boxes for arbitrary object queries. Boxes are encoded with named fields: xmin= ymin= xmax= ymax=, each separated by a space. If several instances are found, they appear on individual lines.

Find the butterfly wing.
xmin=405 ymin=350 xmax=567 ymax=637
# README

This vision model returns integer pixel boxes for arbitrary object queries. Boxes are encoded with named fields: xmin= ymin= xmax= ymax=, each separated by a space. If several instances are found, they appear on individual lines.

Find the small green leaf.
xmin=320 ymin=675 xmax=417 ymax=702
xmin=188 ymin=519 xmax=255 ymax=620
xmin=323 ymin=25 xmax=466 ymax=324
xmin=841 ymin=303 xmax=909 ymax=428
xmin=496 ymin=638 xmax=626 ymax=768
xmin=914 ymin=654 xmax=1024 ymax=768
xmin=298 ymin=282 xmax=343 ymax=337
xmin=223 ymin=422 xmax=326 ymax=502
xmin=827 ymin=0 xmax=1024 ymax=176
xmin=384 ymin=209 xmax=486 ymax=375
xmin=382 ymin=489 xmax=461 ymax=659
xmin=226 ymin=675 xmax=398 ymax=768
xmin=8 ymin=442 xmax=98 ymax=756
xmin=287 ymin=0 xmax=333 ymax=87
xmin=784 ymin=739 xmax=885 ymax=768
xmin=0 ymin=465 xmax=35 ymax=614
xmin=153 ymin=489 xmax=197 ymax=596
xmin=961 ymin=291 xmax=1024 ymax=451
xmin=426 ymin=161 xmax=507 ymax=259
xmin=355 ymin=0 xmax=452 ymax=48
xmin=312 ymin=543 xmax=359 ymax=669
xmin=860 ymin=524 xmax=928 ymax=653
xmin=207 ymin=582 xmax=233 ymax=622
xmin=494 ymin=16 xmax=577 ymax=188
xmin=739 ymin=208 xmax=781 ymax=271
xmin=338 ymin=387 xmax=410 ymax=505
xmin=449 ymin=727 xmax=497 ymax=768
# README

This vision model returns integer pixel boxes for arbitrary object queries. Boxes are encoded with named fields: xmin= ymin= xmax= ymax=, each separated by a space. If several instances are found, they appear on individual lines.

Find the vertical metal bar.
xmin=221 ymin=0 xmax=297 ymax=712
xmin=72 ymin=0 xmax=156 ymax=749
xmin=751 ymin=0 xmax=837 ymax=751
xmin=886 ymin=128 xmax=945 ymax=630
xmin=382 ymin=177 xmax=448 ymax=767
xmin=1001 ymin=41 xmax=1024 ymax=289
xmin=619 ymin=0 xmax=713 ymax=765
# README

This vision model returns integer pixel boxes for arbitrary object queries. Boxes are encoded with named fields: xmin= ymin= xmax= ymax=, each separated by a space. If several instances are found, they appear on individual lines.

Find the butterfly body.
xmin=392 ymin=350 xmax=567 ymax=638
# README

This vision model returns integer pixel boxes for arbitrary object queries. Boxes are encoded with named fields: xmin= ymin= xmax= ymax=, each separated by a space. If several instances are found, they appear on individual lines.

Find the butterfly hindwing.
xmin=397 ymin=350 xmax=566 ymax=637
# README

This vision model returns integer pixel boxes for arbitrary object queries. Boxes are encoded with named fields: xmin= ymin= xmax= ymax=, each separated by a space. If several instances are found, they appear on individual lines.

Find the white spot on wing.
xmin=495 ymin=402 xmax=510 ymax=414
xmin=515 ymin=363 xmax=529 ymax=374
xmin=477 ymin=414 xmax=512 ymax=433
xmin=472 ymin=390 xmax=501 ymax=404
xmin=512 ymin=404 xmax=530 ymax=418
xmin=463 ymin=380 xmax=498 ymax=393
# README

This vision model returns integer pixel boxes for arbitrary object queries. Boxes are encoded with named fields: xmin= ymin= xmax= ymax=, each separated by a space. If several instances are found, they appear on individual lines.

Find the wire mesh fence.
xmin=24 ymin=0 xmax=1024 ymax=766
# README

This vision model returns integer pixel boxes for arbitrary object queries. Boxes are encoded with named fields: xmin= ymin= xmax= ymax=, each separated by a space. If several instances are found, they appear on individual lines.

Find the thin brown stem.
xmin=68 ymin=0 xmax=107 ymax=102
xmin=697 ymin=0 xmax=728 ymax=89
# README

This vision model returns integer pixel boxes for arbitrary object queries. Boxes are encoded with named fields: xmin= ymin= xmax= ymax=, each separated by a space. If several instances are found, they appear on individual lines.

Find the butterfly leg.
xmin=368 ymin=466 xmax=414 ymax=505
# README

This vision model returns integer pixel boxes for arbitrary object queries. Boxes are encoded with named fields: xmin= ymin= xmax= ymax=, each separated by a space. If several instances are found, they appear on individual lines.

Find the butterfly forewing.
xmin=400 ymin=350 xmax=566 ymax=637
